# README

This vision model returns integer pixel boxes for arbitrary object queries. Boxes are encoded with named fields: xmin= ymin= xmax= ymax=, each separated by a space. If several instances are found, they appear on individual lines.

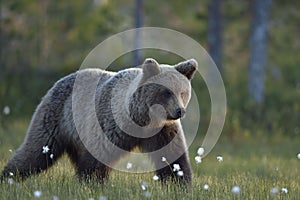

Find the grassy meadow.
xmin=0 ymin=119 xmax=299 ymax=200
xmin=1 ymin=0 xmax=299 ymax=199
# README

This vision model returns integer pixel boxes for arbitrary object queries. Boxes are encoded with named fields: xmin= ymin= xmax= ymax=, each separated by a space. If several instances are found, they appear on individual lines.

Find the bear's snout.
xmin=175 ymin=107 xmax=186 ymax=119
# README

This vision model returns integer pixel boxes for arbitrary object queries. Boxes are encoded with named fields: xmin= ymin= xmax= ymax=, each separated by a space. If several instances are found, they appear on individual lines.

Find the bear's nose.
xmin=176 ymin=108 xmax=186 ymax=118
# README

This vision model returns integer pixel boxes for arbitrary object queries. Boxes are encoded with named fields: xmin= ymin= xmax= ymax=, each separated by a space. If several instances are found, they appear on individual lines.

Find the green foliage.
xmin=1 ymin=0 xmax=298 ymax=137
xmin=0 ymin=0 xmax=122 ymax=117
xmin=1 ymin=0 xmax=299 ymax=137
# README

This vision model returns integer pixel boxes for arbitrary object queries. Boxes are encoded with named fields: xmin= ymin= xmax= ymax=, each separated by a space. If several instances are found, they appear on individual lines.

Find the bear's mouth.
xmin=167 ymin=108 xmax=186 ymax=120
xmin=167 ymin=115 xmax=185 ymax=120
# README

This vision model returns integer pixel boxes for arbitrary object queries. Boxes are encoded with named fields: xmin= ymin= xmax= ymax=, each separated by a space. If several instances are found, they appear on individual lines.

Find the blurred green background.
xmin=0 ymin=0 xmax=299 ymax=145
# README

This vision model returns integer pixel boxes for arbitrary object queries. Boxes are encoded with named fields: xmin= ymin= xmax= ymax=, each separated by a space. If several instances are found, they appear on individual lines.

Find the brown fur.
xmin=1 ymin=58 xmax=197 ymax=185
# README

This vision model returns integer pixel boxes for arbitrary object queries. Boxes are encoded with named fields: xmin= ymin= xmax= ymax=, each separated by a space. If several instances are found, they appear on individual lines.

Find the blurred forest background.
xmin=0 ymin=0 xmax=299 ymax=139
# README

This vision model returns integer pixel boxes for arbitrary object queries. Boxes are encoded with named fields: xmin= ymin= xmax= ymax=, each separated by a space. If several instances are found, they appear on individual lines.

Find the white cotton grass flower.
xmin=197 ymin=147 xmax=204 ymax=156
xmin=9 ymin=149 xmax=13 ymax=153
xmin=152 ymin=175 xmax=159 ymax=181
xmin=173 ymin=164 xmax=181 ymax=172
xmin=52 ymin=195 xmax=59 ymax=200
xmin=270 ymin=187 xmax=279 ymax=194
xmin=9 ymin=172 xmax=14 ymax=176
xmin=141 ymin=185 xmax=146 ymax=191
xmin=126 ymin=162 xmax=132 ymax=169
xmin=144 ymin=191 xmax=151 ymax=198
xmin=297 ymin=153 xmax=300 ymax=160
xmin=42 ymin=146 xmax=50 ymax=154
xmin=50 ymin=154 xmax=54 ymax=159
xmin=99 ymin=196 xmax=107 ymax=200
xmin=195 ymin=156 xmax=202 ymax=164
xmin=161 ymin=157 xmax=166 ymax=162
xmin=281 ymin=188 xmax=288 ymax=194
xmin=3 ymin=106 xmax=10 ymax=115
xmin=231 ymin=186 xmax=241 ymax=194
xmin=203 ymin=184 xmax=209 ymax=190
xmin=141 ymin=181 xmax=148 ymax=191
xmin=34 ymin=190 xmax=42 ymax=198
xmin=177 ymin=171 xmax=184 ymax=176
xmin=216 ymin=156 xmax=223 ymax=162
xmin=8 ymin=178 xmax=14 ymax=185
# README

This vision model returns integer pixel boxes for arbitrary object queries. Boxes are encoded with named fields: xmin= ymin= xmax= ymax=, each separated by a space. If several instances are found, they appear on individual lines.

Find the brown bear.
xmin=1 ymin=58 xmax=197 ymax=185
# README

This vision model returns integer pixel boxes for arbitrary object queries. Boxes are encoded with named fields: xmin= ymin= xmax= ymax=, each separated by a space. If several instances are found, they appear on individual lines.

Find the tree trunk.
xmin=208 ymin=0 xmax=223 ymax=72
xmin=134 ymin=0 xmax=144 ymax=66
xmin=248 ymin=0 xmax=272 ymax=104
xmin=39 ymin=0 xmax=50 ymax=69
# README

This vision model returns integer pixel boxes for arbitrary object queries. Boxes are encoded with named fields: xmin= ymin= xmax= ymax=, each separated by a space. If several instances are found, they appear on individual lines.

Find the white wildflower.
xmin=42 ymin=146 xmax=50 ymax=154
xmin=152 ymin=175 xmax=159 ymax=181
xmin=216 ymin=156 xmax=223 ymax=162
xmin=297 ymin=153 xmax=300 ymax=160
xmin=141 ymin=181 xmax=148 ymax=191
xmin=9 ymin=172 xmax=14 ymax=176
xmin=173 ymin=164 xmax=181 ymax=172
xmin=141 ymin=185 xmax=146 ymax=191
xmin=197 ymin=147 xmax=204 ymax=156
xmin=177 ymin=171 xmax=184 ymax=176
xmin=34 ymin=190 xmax=42 ymax=198
xmin=231 ymin=186 xmax=241 ymax=194
xmin=203 ymin=184 xmax=209 ymax=190
xmin=144 ymin=191 xmax=151 ymax=198
xmin=50 ymin=154 xmax=54 ymax=159
xmin=281 ymin=188 xmax=288 ymax=194
xmin=161 ymin=157 xmax=166 ymax=162
xmin=270 ymin=187 xmax=279 ymax=194
xmin=52 ymin=195 xmax=59 ymax=200
xmin=126 ymin=162 xmax=132 ymax=169
xmin=195 ymin=156 xmax=202 ymax=164
xmin=3 ymin=106 xmax=10 ymax=115
xmin=99 ymin=196 xmax=107 ymax=200
xmin=8 ymin=178 xmax=14 ymax=185
xmin=9 ymin=149 xmax=13 ymax=153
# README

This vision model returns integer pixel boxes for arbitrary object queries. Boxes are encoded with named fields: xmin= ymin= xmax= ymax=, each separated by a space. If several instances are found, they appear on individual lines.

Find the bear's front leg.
xmin=156 ymin=152 xmax=192 ymax=185
xmin=140 ymin=123 xmax=192 ymax=186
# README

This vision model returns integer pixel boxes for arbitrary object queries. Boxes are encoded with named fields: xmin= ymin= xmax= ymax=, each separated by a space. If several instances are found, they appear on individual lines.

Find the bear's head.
xmin=129 ymin=58 xmax=197 ymax=127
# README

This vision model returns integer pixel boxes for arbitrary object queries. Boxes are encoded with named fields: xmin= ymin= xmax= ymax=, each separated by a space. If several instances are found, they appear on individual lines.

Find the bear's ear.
xmin=141 ymin=58 xmax=161 ymax=82
xmin=175 ymin=59 xmax=198 ymax=80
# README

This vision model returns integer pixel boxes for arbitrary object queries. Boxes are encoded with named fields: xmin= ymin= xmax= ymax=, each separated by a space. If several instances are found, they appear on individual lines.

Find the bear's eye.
xmin=163 ymin=90 xmax=172 ymax=98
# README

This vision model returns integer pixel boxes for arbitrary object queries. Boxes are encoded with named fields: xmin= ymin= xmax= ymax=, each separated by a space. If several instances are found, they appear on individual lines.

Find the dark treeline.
xmin=0 ymin=0 xmax=299 ymax=137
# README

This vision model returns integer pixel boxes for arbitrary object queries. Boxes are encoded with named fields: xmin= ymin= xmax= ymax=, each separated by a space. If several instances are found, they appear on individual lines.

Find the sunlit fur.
xmin=1 ymin=58 xmax=197 ymax=185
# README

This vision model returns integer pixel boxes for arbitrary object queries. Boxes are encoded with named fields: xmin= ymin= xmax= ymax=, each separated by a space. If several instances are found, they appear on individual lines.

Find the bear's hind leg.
xmin=1 ymin=134 xmax=64 ymax=180
xmin=73 ymin=151 xmax=111 ymax=183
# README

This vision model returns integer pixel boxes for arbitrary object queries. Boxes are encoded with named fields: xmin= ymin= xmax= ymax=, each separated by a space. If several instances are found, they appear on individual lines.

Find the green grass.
xmin=0 ymin=120 xmax=299 ymax=199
